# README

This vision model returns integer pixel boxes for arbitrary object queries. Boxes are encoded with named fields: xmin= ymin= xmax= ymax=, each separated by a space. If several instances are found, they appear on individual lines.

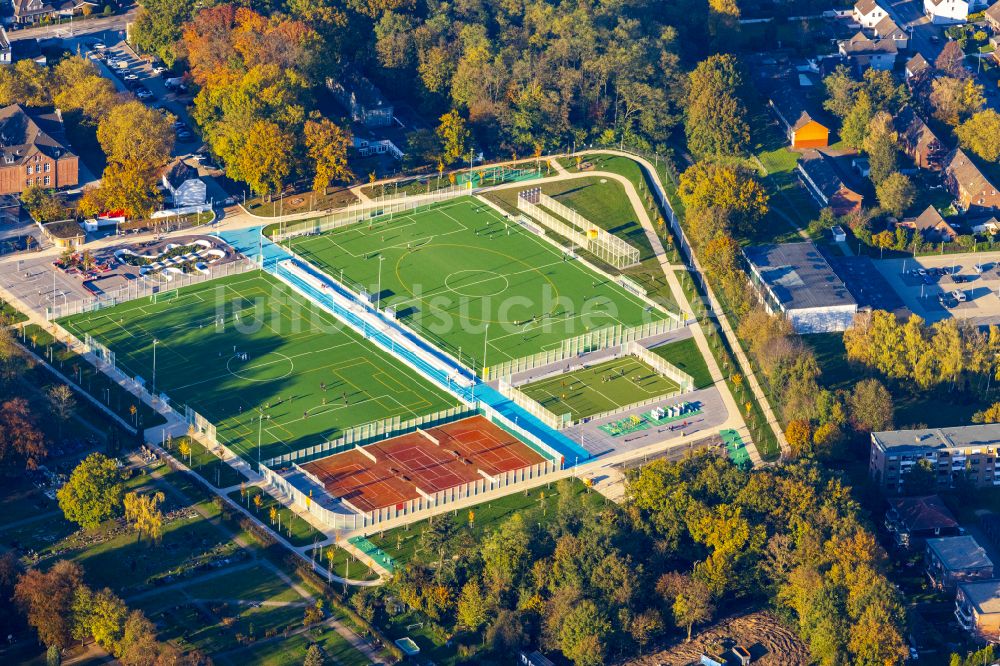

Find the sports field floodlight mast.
xmin=152 ymin=338 xmax=158 ymax=397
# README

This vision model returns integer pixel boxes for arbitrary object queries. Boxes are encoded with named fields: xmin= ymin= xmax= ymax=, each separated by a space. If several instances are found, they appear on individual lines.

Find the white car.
xmin=151 ymin=66 xmax=167 ymax=75
xmin=952 ymin=289 xmax=968 ymax=302
xmin=92 ymin=42 xmax=106 ymax=50
xmin=124 ymin=73 xmax=139 ymax=81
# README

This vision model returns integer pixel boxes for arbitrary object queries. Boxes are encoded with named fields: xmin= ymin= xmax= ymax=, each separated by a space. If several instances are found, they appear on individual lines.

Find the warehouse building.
xmin=742 ymin=241 xmax=858 ymax=334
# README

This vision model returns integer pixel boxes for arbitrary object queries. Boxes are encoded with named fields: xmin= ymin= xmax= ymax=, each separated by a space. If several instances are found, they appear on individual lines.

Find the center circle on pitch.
xmin=227 ymin=352 xmax=294 ymax=382
xmin=443 ymin=269 xmax=510 ymax=297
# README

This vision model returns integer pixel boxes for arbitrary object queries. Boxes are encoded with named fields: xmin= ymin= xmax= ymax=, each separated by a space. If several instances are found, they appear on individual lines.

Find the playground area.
xmin=598 ymin=401 xmax=702 ymax=438
xmin=297 ymin=415 xmax=549 ymax=515
xmin=57 ymin=273 xmax=454 ymax=464
xmin=283 ymin=196 xmax=665 ymax=372
xmin=519 ymin=354 xmax=682 ymax=422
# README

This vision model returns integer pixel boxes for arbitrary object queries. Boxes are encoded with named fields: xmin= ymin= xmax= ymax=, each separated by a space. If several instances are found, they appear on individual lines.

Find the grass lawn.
xmin=59 ymin=273 xmax=453 ymax=464
xmin=216 ymin=623 xmax=371 ymax=666
xmin=284 ymin=196 xmax=665 ymax=371
xmin=306 ymin=545 xmax=381 ymax=582
xmin=182 ymin=564 xmax=304 ymax=603
xmin=366 ymin=478 xmax=603 ymax=567
xmin=167 ymin=436 xmax=247 ymax=489
xmin=20 ymin=323 xmax=164 ymax=429
xmin=228 ymin=486 xmax=326 ymax=548
xmin=519 ymin=355 xmax=681 ymax=421
xmin=0 ymin=296 xmax=27 ymax=324
xmin=651 ymin=337 xmax=713 ymax=389
xmin=246 ymin=186 xmax=359 ymax=217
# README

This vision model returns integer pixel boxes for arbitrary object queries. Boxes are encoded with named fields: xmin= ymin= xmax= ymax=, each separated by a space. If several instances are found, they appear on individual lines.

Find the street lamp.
xmin=152 ymin=338 xmax=158 ymax=397
xmin=376 ymin=256 xmax=385 ymax=310
xmin=258 ymin=412 xmax=263 ymax=471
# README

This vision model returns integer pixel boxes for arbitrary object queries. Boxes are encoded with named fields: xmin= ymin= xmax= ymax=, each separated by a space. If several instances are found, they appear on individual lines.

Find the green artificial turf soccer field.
xmin=59 ymin=273 xmax=454 ymax=463
xmin=519 ymin=355 xmax=680 ymax=421
xmin=284 ymin=197 xmax=664 ymax=372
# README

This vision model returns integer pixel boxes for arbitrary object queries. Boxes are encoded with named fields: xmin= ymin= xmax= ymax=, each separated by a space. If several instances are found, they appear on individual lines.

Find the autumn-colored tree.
xmin=47 ymin=384 xmax=76 ymax=440
xmin=96 ymin=101 xmax=174 ymax=171
xmin=841 ymin=92 xmax=874 ymax=149
xmin=848 ymin=378 xmax=894 ymax=433
xmin=936 ymin=40 xmax=969 ymax=78
xmin=956 ymin=110 xmax=1000 ymax=162
xmin=72 ymin=585 xmax=128 ymax=655
xmin=0 ymin=397 xmax=46 ymax=471
xmin=785 ymin=419 xmax=812 ymax=457
xmin=812 ymin=422 xmax=845 ymax=460
xmin=973 ymin=402 xmax=1000 ymax=424
xmin=236 ymin=120 xmax=293 ymax=198
xmin=656 ymin=571 xmax=714 ymax=642
xmin=14 ymin=560 xmax=84 ymax=648
xmin=559 ymin=599 xmax=611 ymax=666
xmin=303 ymin=117 xmax=353 ymax=194
xmin=437 ymin=110 xmax=470 ymax=165
xmin=57 ymin=453 xmax=125 ymax=530
xmin=678 ymin=161 xmax=768 ymax=232
xmin=21 ymin=185 xmax=66 ymax=223
xmin=123 ymin=491 xmax=165 ymax=545
xmin=456 ymin=579 xmax=488 ymax=630
xmin=93 ymin=161 xmax=163 ymax=219
xmin=931 ymin=77 xmax=985 ymax=126
xmin=178 ymin=438 xmax=191 ymax=464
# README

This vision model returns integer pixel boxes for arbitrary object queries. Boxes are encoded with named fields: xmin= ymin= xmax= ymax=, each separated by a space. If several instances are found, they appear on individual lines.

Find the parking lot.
xmin=875 ymin=252 xmax=1000 ymax=325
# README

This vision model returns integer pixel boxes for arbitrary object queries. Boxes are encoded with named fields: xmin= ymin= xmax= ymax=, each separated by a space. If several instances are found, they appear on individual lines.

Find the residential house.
xmin=13 ymin=0 xmax=98 ymax=24
xmin=944 ymin=148 xmax=1000 ymax=213
xmin=161 ymin=159 xmax=207 ymax=208
xmin=897 ymin=205 xmax=959 ymax=242
xmin=924 ymin=0 xmax=970 ymax=24
xmin=926 ymin=536 xmax=994 ymax=590
xmin=870 ymin=424 xmax=1000 ymax=491
xmin=0 ymin=104 xmax=78 ymax=195
xmin=768 ymin=87 xmax=830 ymax=149
xmin=896 ymin=106 xmax=947 ymax=170
xmin=838 ymin=32 xmax=898 ymax=72
xmin=854 ymin=0 xmax=889 ymax=28
xmin=905 ymin=53 xmax=931 ymax=81
xmin=956 ymin=579 xmax=1000 ymax=642
xmin=886 ymin=495 xmax=962 ymax=549
xmin=327 ymin=75 xmax=394 ymax=128
xmin=987 ymin=1 xmax=1000 ymax=32
xmin=874 ymin=15 xmax=910 ymax=49
xmin=797 ymin=149 xmax=864 ymax=215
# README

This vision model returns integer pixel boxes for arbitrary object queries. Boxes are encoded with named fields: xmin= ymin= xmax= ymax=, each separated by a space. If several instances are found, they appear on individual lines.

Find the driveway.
xmin=884 ymin=0 xmax=945 ymax=62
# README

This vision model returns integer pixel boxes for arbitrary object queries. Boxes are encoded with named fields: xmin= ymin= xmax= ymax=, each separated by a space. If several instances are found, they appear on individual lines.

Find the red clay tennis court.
xmin=298 ymin=415 xmax=547 ymax=513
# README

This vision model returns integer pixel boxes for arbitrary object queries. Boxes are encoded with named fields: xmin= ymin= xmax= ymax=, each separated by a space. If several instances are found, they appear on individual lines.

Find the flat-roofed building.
xmin=927 ymin=535 xmax=994 ymax=590
xmin=743 ymin=241 xmax=858 ymax=334
xmin=956 ymin=579 xmax=1000 ymax=641
xmin=870 ymin=424 xmax=1000 ymax=491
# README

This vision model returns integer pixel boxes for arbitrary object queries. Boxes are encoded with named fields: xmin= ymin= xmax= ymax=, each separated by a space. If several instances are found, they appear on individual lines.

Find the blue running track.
xmin=214 ymin=228 xmax=592 ymax=465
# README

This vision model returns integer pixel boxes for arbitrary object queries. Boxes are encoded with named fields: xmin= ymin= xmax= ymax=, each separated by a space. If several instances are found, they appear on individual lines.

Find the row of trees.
xmin=844 ymin=310 xmax=1000 ymax=391
xmin=6 ymin=555 xmax=198 ymax=663
xmin=357 ymin=454 xmax=905 ymax=664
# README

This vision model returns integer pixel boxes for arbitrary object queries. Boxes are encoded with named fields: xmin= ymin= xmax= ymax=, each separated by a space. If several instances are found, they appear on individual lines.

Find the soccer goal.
xmin=152 ymin=289 xmax=178 ymax=304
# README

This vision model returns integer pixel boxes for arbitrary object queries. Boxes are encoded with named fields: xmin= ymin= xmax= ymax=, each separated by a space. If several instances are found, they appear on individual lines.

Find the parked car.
xmin=124 ymin=73 xmax=139 ymax=81
xmin=176 ymin=129 xmax=194 ymax=142
xmin=952 ymin=289 xmax=968 ymax=302
xmin=976 ymin=263 xmax=987 ymax=273
xmin=151 ymin=65 xmax=167 ymax=75
xmin=136 ymin=87 xmax=154 ymax=101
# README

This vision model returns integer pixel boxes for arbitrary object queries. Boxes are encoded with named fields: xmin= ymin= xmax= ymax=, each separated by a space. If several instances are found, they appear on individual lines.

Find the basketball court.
xmin=298 ymin=415 xmax=547 ymax=514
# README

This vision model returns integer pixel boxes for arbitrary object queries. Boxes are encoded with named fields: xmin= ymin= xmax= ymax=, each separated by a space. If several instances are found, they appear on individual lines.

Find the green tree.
xmin=876 ymin=173 xmax=915 ymax=218
xmin=685 ymin=54 xmax=750 ymax=157
xmin=437 ymin=110 xmax=470 ymax=165
xmin=904 ymin=458 xmax=937 ymax=494
xmin=863 ymin=112 xmax=898 ymax=185
xmin=456 ymin=579 xmax=488 ymax=630
xmin=481 ymin=513 xmax=530 ymax=596
xmin=559 ymin=600 xmax=610 ymax=666
xmin=21 ymin=186 xmax=66 ymax=223
xmin=847 ymin=378 xmax=894 ymax=432
xmin=72 ymin=585 xmax=128 ymax=655
xmin=303 ymin=644 xmax=325 ymax=666
xmin=841 ymin=92 xmax=874 ymax=150
xmin=956 ymin=110 xmax=1000 ymax=161
xmin=130 ymin=0 xmax=197 ymax=67
xmin=823 ymin=64 xmax=860 ymax=119
xmin=57 ymin=453 xmax=125 ymax=530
